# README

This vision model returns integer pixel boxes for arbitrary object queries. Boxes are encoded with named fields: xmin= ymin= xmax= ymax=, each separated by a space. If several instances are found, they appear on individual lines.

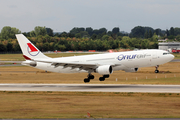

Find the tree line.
xmin=0 ymin=26 xmax=180 ymax=52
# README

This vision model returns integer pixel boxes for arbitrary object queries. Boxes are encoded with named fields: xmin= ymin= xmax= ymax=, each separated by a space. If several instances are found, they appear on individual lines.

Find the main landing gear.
xmin=84 ymin=74 xmax=94 ymax=83
xmin=155 ymin=65 xmax=159 ymax=73
xmin=99 ymin=74 xmax=109 ymax=81
xmin=84 ymin=74 xmax=110 ymax=83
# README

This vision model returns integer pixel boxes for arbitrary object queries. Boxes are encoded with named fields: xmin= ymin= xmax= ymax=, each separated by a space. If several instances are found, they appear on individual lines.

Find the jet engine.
xmin=95 ymin=65 xmax=113 ymax=75
xmin=123 ymin=68 xmax=138 ymax=72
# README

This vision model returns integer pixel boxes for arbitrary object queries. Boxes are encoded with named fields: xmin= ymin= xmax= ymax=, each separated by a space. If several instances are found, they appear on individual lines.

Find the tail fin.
xmin=16 ymin=34 xmax=50 ymax=60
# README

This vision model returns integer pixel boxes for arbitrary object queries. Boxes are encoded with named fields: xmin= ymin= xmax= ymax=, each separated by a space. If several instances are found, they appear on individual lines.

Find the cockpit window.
xmin=163 ymin=53 xmax=170 ymax=55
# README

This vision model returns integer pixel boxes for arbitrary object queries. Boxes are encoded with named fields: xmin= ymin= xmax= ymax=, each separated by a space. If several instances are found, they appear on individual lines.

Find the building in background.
xmin=159 ymin=42 xmax=180 ymax=53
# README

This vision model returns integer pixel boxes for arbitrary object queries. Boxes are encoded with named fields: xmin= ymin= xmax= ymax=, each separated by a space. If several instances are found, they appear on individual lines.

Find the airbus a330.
xmin=16 ymin=34 xmax=174 ymax=83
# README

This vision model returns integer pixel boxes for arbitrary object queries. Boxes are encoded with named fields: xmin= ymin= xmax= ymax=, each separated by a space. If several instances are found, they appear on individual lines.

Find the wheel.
xmin=84 ymin=78 xmax=90 ymax=83
xmin=103 ymin=74 xmax=109 ymax=78
xmin=88 ymin=75 xmax=94 ymax=79
xmin=99 ymin=77 xmax=105 ymax=81
xmin=155 ymin=70 xmax=159 ymax=73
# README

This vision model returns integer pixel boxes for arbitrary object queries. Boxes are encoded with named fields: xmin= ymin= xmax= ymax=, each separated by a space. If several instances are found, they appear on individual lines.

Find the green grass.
xmin=173 ymin=53 xmax=180 ymax=59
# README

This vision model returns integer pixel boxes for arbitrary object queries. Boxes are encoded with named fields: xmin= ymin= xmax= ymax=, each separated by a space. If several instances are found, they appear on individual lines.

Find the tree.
xmin=57 ymin=45 xmax=66 ymax=51
xmin=98 ymin=28 xmax=107 ymax=34
xmin=149 ymin=30 xmax=153 ymax=38
xmin=6 ymin=42 xmax=13 ymax=51
xmin=46 ymin=28 xmax=53 ymax=36
xmin=176 ymin=35 xmax=180 ymax=41
xmin=30 ymin=31 xmax=36 ymax=37
xmin=33 ymin=26 xmax=47 ymax=36
xmin=80 ymin=31 xmax=89 ymax=38
xmin=130 ymin=26 xmax=145 ymax=38
xmin=93 ymin=28 xmax=107 ymax=35
xmin=166 ymin=29 xmax=169 ymax=36
xmin=144 ymin=30 xmax=149 ymax=39
xmin=174 ymin=27 xmax=180 ymax=36
xmin=42 ymin=42 xmax=49 ymax=51
xmin=0 ymin=26 xmax=21 ymax=39
xmin=91 ymin=34 xmax=97 ymax=40
xmin=152 ymin=33 xmax=158 ymax=41
xmin=154 ymin=28 xmax=161 ymax=36
xmin=86 ymin=27 xmax=93 ymax=36
xmin=144 ymin=27 xmax=154 ymax=34
xmin=169 ymin=27 xmax=174 ymax=36
xmin=112 ymin=27 xmax=120 ymax=34
xmin=130 ymin=26 xmax=154 ymax=38
xmin=22 ymin=32 xmax=31 ymax=37
xmin=60 ymin=32 xmax=68 ymax=37
xmin=102 ymin=35 xmax=109 ymax=40
xmin=70 ymin=27 xmax=85 ymax=35
xmin=168 ymin=35 xmax=174 ymax=40
xmin=117 ymin=36 xmax=122 ymax=41
xmin=75 ymin=33 xmax=81 ymax=38
xmin=0 ymin=43 xmax=7 ymax=52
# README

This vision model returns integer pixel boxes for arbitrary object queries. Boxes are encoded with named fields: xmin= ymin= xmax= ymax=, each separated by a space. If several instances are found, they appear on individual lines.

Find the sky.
xmin=0 ymin=0 xmax=180 ymax=33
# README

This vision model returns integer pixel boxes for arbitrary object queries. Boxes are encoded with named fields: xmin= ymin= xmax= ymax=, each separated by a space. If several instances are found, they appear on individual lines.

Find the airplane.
xmin=16 ymin=34 xmax=174 ymax=83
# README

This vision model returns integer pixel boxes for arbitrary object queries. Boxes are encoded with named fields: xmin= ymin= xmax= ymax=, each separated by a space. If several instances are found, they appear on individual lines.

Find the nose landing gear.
xmin=155 ymin=65 xmax=159 ymax=73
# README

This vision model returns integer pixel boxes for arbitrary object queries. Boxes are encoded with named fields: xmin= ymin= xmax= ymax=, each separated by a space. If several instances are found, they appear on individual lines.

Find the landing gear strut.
xmin=155 ymin=65 xmax=159 ymax=73
xmin=99 ymin=74 xmax=109 ymax=81
xmin=84 ymin=74 xmax=94 ymax=83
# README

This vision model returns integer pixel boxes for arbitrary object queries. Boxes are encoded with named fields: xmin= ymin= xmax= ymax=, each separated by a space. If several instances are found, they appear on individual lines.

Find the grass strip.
xmin=0 ymin=91 xmax=180 ymax=118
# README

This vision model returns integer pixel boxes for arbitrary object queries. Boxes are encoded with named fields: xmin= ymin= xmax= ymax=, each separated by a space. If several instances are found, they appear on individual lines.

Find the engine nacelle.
xmin=124 ymin=68 xmax=138 ymax=72
xmin=96 ymin=65 xmax=113 ymax=75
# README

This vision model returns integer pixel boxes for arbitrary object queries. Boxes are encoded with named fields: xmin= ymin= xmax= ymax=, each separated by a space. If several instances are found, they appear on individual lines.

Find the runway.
xmin=0 ymin=84 xmax=180 ymax=93
xmin=171 ymin=59 xmax=180 ymax=62
xmin=0 ymin=61 xmax=22 ymax=66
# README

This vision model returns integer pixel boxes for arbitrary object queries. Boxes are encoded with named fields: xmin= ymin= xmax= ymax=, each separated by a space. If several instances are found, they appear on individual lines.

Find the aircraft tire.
xmin=155 ymin=70 xmax=159 ymax=73
xmin=88 ymin=75 xmax=94 ymax=79
xmin=103 ymin=74 xmax=109 ymax=78
xmin=99 ymin=77 xmax=105 ymax=81
xmin=84 ymin=78 xmax=90 ymax=83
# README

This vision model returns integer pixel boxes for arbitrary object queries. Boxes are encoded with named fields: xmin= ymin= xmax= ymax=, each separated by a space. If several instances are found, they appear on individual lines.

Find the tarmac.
xmin=0 ymin=84 xmax=180 ymax=93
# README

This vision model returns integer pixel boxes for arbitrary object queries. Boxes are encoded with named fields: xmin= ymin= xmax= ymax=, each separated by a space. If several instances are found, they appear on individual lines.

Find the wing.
xmin=32 ymin=58 xmax=118 ymax=72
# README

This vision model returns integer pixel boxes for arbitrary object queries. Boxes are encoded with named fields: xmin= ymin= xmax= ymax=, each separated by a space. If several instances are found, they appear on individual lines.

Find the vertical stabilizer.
xmin=16 ymin=34 xmax=50 ymax=60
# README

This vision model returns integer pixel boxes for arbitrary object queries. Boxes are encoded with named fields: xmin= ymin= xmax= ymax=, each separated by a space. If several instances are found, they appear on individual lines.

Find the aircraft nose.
xmin=170 ymin=54 xmax=174 ymax=60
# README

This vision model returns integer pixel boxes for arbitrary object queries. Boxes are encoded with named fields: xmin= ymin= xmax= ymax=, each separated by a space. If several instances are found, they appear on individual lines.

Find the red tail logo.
xmin=27 ymin=43 xmax=38 ymax=52
xmin=27 ymin=43 xmax=39 ymax=56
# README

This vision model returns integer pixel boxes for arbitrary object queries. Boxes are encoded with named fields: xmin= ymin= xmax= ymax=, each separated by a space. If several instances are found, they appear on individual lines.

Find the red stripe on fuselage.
xmin=27 ymin=43 xmax=38 ymax=52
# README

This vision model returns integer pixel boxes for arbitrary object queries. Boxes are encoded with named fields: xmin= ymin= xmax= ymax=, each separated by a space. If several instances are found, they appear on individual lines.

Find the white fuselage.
xmin=34 ymin=49 xmax=174 ymax=73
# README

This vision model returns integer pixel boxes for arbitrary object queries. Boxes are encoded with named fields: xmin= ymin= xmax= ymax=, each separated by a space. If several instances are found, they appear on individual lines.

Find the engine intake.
xmin=96 ymin=65 xmax=113 ymax=75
